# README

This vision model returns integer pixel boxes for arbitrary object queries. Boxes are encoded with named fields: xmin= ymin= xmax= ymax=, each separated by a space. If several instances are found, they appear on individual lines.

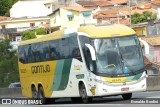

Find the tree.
xmin=34 ymin=27 xmax=46 ymax=35
xmin=131 ymin=12 xmax=142 ymax=24
xmin=22 ymin=27 xmax=46 ymax=40
xmin=131 ymin=11 xmax=157 ymax=24
xmin=0 ymin=40 xmax=18 ymax=88
xmin=0 ymin=0 xmax=18 ymax=16
xmin=22 ymin=30 xmax=36 ymax=40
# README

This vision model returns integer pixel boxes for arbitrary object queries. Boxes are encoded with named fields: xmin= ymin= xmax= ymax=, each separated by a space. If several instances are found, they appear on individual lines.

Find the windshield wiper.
xmin=118 ymin=49 xmax=137 ymax=75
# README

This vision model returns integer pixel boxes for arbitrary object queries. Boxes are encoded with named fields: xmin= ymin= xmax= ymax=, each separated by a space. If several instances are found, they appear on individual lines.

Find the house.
xmin=76 ymin=0 xmax=128 ymax=13
xmin=93 ymin=7 xmax=130 ymax=25
xmin=93 ymin=1 xmax=157 ymax=25
xmin=140 ymin=36 xmax=160 ymax=63
xmin=131 ymin=22 xmax=148 ymax=37
xmin=10 ymin=0 xmax=52 ymax=18
xmin=49 ymin=6 xmax=96 ymax=29
xmin=139 ymin=36 xmax=160 ymax=75
xmin=0 ymin=16 xmax=8 ymax=20
xmin=76 ymin=1 xmax=113 ymax=13
xmin=0 ymin=16 xmax=10 ymax=40
xmin=131 ymin=2 xmax=157 ymax=15
xmin=151 ymin=0 xmax=160 ymax=10
xmin=0 ymin=16 xmax=50 ymax=49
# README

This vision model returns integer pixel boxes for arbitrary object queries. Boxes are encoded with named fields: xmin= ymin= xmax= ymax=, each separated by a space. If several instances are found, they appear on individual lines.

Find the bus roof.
xmin=19 ymin=24 xmax=135 ymax=46
xmin=78 ymin=24 xmax=135 ymax=38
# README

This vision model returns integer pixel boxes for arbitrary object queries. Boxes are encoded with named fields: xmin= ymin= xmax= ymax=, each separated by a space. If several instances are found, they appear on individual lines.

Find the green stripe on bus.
xmin=126 ymin=72 xmax=143 ymax=81
xmin=51 ymin=59 xmax=72 ymax=91
xmin=58 ymin=59 xmax=72 ymax=90
xmin=133 ymin=72 xmax=143 ymax=80
xmin=125 ymin=76 xmax=134 ymax=81
xmin=51 ymin=60 xmax=64 ymax=91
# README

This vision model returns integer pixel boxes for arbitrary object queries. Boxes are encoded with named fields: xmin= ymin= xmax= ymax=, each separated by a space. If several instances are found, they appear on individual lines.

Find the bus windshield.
xmin=92 ymin=35 xmax=144 ymax=76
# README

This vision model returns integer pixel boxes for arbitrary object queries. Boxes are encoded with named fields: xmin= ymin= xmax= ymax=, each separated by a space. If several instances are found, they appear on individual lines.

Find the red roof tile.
xmin=108 ymin=0 xmax=128 ymax=5
xmin=62 ymin=6 xmax=91 ymax=12
xmin=93 ymin=1 xmax=156 ymax=19
xmin=137 ymin=3 xmax=151 ymax=9
xmin=0 ymin=16 xmax=9 ymax=20
xmin=141 ymin=36 xmax=160 ymax=46
xmin=76 ymin=1 xmax=97 ymax=7
xmin=151 ymin=0 xmax=160 ymax=6
xmin=131 ymin=8 xmax=157 ymax=14
xmin=112 ymin=19 xmax=130 ymax=25
xmin=94 ymin=1 xmax=113 ymax=7
xmin=93 ymin=7 xmax=129 ymax=19
xmin=77 ymin=1 xmax=114 ymax=7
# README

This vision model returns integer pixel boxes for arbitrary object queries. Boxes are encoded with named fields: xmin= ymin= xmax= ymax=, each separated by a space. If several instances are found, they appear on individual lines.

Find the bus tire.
xmin=122 ymin=93 xmax=132 ymax=100
xmin=31 ymin=86 xmax=38 ymax=99
xmin=46 ymin=98 xmax=55 ymax=104
xmin=71 ymin=97 xmax=81 ymax=103
xmin=38 ymin=86 xmax=46 ymax=104
xmin=79 ymin=83 xmax=92 ymax=103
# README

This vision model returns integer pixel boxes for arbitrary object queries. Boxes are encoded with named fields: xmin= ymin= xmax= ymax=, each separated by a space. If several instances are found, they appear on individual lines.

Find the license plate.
xmin=121 ymin=87 xmax=129 ymax=91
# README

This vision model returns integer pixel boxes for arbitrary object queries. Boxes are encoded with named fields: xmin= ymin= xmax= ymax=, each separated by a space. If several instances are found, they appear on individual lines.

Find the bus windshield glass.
xmin=92 ymin=35 xmax=144 ymax=76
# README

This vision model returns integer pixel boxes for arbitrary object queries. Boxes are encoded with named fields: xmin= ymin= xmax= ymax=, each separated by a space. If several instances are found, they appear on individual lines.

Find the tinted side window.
xmin=18 ymin=46 xmax=25 ymax=63
xmin=27 ymin=44 xmax=34 ymax=63
xmin=69 ymin=36 xmax=81 ymax=58
xmin=79 ymin=36 xmax=90 ymax=54
xmin=59 ymin=38 xmax=70 ymax=59
xmin=79 ymin=36 xmax=92 ymax=69
xmin=23 ymin=45 xmax=29 ymax=63
xmin=32 ymin=43 xmax=41 ymax=62
xmin=48 ymin=40 xmax=60 ymax=60
xmin=43 ymin=41 xmax=50 ymax=61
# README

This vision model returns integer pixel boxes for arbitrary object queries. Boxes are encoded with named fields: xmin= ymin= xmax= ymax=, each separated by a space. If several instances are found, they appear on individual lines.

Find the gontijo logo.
xmin=31 ymin=64 xmax=50 ymax=74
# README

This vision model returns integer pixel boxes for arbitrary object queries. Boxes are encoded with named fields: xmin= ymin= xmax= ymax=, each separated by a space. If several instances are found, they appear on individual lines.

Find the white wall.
xmin=5 ymin=22 xmax=45 ymax=28
xmin=10 ymin=0 xmax=52 ymax=18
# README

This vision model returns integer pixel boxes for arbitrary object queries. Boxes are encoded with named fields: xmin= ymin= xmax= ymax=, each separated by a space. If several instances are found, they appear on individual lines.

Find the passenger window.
xmin=27 ymin=44 xmax=34 ymax=63
xmin=48 ymin=40 xmax=60 ymax=60
xmin=69 ymin=36 xmax=81 ymax=60
xmin=59 ymin=38 xmax=70 ymax=59
xmin=18 ymin=46 xmax=25 ymax=63
xmin=43 ymin=41 xmax=50 ymax=61
xmin=32 ymin=43 xmax=41 ymax=62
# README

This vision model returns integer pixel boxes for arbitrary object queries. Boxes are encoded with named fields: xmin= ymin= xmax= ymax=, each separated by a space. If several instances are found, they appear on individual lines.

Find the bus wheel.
xmin=71 ymin=97 xmax=81 ymax=103
xmin=31 ymin=86 xmax=38 ymax=99
xmin=122 ymin=93 xmax=132 ymax=100
xmin=38 ymin=86 xmax=46 ymax=104
xmin=79 ymin=83 xmax=92 ymax=103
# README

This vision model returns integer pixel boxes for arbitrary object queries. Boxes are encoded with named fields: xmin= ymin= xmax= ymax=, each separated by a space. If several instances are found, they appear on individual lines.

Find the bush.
xmin=22 ymin=27 xmax=46 ymax=40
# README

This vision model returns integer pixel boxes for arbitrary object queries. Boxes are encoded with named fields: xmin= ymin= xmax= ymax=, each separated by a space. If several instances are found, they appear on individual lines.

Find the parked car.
xmin=8 ymin=82 xmax=21 ymax=88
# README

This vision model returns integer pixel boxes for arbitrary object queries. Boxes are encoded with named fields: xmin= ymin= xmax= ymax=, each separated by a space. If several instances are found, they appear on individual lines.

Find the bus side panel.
xmin=50 ymin=58 xmax=90 ymax=98
xmin=18 ymin=61 xmax=57 ymax=98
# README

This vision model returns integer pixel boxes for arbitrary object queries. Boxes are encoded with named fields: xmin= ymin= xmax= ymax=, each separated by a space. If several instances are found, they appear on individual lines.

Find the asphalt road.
xmin=0 ymin=91 xmax=160 ymax=107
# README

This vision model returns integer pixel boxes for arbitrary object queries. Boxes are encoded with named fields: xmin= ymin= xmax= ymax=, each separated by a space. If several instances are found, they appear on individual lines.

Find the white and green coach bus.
xmin=18 ymin=24 xmax=147 ymax=104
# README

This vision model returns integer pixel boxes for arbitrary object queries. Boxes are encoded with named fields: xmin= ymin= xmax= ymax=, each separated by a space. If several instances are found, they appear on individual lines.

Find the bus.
xmin=18 ymin=24 xmax=147 ymax=104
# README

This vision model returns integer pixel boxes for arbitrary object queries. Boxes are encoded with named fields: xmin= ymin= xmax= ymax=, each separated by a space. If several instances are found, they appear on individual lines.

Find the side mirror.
xmin=85 ymin=43 xmax=96 ymax=60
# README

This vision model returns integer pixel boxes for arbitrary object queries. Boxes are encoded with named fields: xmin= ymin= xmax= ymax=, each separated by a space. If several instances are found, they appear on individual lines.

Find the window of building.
xmin=68 ymin=16 xmax=73 ymax=21
xmin=30 ymin=23 xmax=35 ymax=27
xmin=1 ymin=25 xmax=6 ymax=29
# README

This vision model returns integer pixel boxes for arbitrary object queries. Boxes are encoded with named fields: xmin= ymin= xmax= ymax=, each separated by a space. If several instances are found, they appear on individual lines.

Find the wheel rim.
xmin=39 ymin=90 xmax=44 ymax=99
xmin=32 ymin=87 xmax=37 ymax=98
xmin=80 ymin=84 xmax=88 ymax=101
